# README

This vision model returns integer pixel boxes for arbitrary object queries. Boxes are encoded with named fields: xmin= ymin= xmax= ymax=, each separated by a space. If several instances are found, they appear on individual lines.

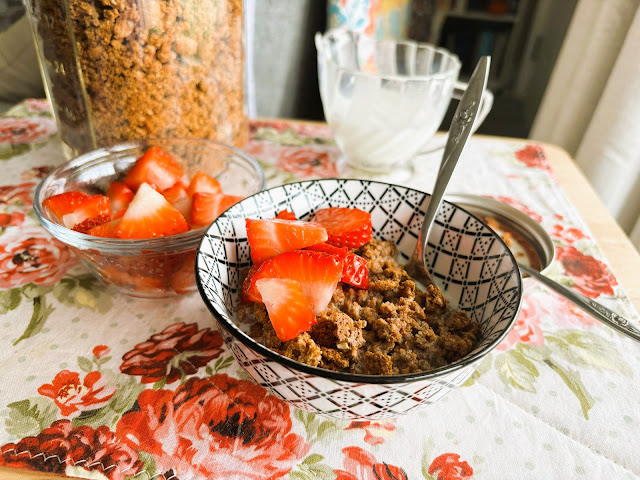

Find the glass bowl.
xmin=196 ymin=179 xmax=523 ymax=419
xmin=316 ymin=29 xmax=492 ymax=173
xmin=34 ymin=138 xmax=265 ymax=298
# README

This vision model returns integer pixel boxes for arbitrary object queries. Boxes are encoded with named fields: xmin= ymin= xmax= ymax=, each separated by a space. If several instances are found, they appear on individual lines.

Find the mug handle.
xmin=417 ymin=80 xmax=494 ymax=155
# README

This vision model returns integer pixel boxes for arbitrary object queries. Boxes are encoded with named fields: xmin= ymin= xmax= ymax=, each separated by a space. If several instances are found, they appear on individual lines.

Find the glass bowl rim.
xmin=317 ymin=29 xmax=463 ymax=82
xmin=33 ymin=138 xmax=266 ymax=254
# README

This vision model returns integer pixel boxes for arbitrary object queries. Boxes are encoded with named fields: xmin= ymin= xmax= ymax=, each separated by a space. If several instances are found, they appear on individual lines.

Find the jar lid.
xmin=445 ymin=193 xmax=554 ymax=275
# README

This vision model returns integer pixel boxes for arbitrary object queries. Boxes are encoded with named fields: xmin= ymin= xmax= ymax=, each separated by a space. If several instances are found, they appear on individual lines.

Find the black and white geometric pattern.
xmin=196 ymin=179 xmax=523 ymax=419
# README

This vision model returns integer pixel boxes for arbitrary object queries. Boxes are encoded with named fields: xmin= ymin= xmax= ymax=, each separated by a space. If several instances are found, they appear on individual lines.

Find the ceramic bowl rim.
xmin=195 ymin=179 xmax=523 ymax=385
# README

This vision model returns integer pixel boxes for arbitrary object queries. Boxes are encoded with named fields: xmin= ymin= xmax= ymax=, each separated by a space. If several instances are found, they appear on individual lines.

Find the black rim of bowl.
xmin=195 ymin=179 xmax=523 ymax=385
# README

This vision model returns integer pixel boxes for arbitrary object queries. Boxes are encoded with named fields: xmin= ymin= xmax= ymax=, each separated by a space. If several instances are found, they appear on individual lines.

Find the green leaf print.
xmin=77 ymin=356 xmax=94 ymax=373
xmin=302 ymin=454 xmax=324 ymax=465
xmin=213 ymin=355 xmax=234 ymax=373
xmin=13 ymin=295 xmax=55 ymax=345
xmin=0 ymin=288 xmax=22 ymax=314
xmin=5 ymin=399 xmax=57 ymax=438
xmin=53 ymin=274 xmax=113 ymax=313
xmin=0 ymin=143 xmax=30 ymax=160
xmin=546 ymin=330 xmax=633 ymax=377
xmin=495 ymin=349 xmax=539 ymax=393
xmin=462 ymin=353 xmax=493 ymax=387
xmin=134 ymin=451 xmax=158 ymax=480
xmin=293 ymin=409 xmax=341 ymax=445
xmin=544 ymin=358 xmax=595 ymax=419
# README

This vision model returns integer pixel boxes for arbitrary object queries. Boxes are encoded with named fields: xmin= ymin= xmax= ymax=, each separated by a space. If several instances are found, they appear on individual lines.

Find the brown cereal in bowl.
xmin=238 ymin=239 xmax=481 ymax=375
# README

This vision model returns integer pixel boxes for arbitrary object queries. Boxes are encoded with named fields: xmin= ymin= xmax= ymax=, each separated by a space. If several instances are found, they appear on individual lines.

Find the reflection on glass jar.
xmin=24 ymin=0 xmax=247 ymax=157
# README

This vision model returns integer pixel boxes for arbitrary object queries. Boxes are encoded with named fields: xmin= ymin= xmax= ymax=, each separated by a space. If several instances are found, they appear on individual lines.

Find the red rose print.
xmin=116 ymin=375 xmax=308 ymax=479
xmin=250 ymin=119 xmax=333 ymax=138
xmin=0 ymin=182 xmax=35 ymax=207
xmin=0 ymin=420 xmax=142 ymax=480
xmin=489 ymin=195 xmax=543 ymax=222
xmin=0 ymin=212 xmax=25 ymax=229
xmin=0 ymin=227 xmax=78 ymax=289
xmin=277 ymin=147 xmax=340 ymax=178
xmin=556 ymin=245 xmax=617 ymax=298
xmin=38 ymin=370 xmax=116 ymax=418
xmin=120 ymin=321 xmax=224 ymax=384
xmin=428 ymin=453 xmax=473 ymax=480
xmin=26 ymin=99 xmax=53 ymax=113
xmin=551 ymin=224 xmax=587 ymax=245
xmin=0 ymin=117 xmax=56 ymax=145
xmin=515 ymin=144 xmax=551 ymax=172
xmin=334 ymin=446 xmax=407 ymax=480
xmin=93 ymin=345 xmax=111 ymax=359
xmin=345 ymin=419 xmax=396 ymax=445
xmin=21 ymin=165 xmax=52 ymax=181
xmin=497 ymin=295 xmax=545 ymax=351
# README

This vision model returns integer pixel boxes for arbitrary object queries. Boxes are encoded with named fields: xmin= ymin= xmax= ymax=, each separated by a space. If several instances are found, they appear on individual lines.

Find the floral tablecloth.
xmin=1 ymin=100 xmax=640 ymax=480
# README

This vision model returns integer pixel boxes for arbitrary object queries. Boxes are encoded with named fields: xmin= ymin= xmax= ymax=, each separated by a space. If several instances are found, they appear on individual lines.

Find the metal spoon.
xmin=407 ymin=56 xmax=491 ymax=284
xmin=519 ymin=263 xmax=640 ymax=343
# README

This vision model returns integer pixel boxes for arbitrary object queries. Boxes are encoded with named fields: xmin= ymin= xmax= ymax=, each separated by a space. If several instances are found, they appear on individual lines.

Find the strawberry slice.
xmin=87 ymin=218 xmax=120 ymax=238
xmin=62 ymin=195 xmax=111 ymax=229
xmin=242 ymin=250 xmax=342 ymax=314
xmin=106 ymin=181 xmax=134 ymax=213
xmin=123 ymin=146 xmax=185 ymax=192
xmin=313 ymin=207 xmax=372 ymax=249
xmin=256 ymin=278 xmax=317 ymax=342
xmin=306 ymin=243 xmax=369 ymax=289
xmin=276 ymin=210 xmax=297 ymax=220
xmin=186 ymin=171 xmax=222 ymax=198
xmin=245 ymin=218 xmax=328 ymax=264
xmin=42 ymin=191 xmax=89 ymax=219
xmin=116 ymin=183 xmax=189 ymax=239
xmin=72 ymin=214 xmax=111 ymax=234
xmin=191 ymin=192 xmax=244 ymax=227
xmin=162 ymin=182 xmax=191 ymax=220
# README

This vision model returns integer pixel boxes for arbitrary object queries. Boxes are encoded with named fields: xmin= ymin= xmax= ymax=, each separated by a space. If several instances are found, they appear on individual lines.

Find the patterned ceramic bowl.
xmin=195 ymin=179 xmax=522 ymax=419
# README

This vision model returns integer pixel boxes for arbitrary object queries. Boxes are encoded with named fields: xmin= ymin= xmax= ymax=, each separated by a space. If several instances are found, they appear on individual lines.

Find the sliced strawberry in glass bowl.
xmin=34 ymin=138 xmax=264 ymax=298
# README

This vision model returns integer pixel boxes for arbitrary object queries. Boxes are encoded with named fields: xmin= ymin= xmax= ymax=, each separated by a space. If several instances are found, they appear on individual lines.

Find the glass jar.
xmin=24 ymin=0 xmax=247 ymax=157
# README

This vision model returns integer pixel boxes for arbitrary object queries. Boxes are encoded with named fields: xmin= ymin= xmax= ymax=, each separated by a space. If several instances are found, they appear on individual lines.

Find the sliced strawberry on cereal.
xmin=186 ymin=171 xmax=222 ymax=198
xmin=123 ymin=146 xmax=185 ymax=192
xmin=116 ymin=183 xmax=189 ymax=239
xmin=162 ymin=182 xmax=191 ymax=220
xmin=62 ymin=195 xmax=111 ymax=229
xmin=72 ymin=214 xmax=111 ymax=234
xmin=256 ymin=278 xmax=317 ymax=342
xmin=245 ymin=218 xmax=328 ymax=264
xmin=106 ymin=181 xmax=134 ymax=213
xmin=306 ymin=243 xmax=369 ymax=289
xmin=313 ymin=207 xmax=372 ymax=249
xmin=87 ymin=218 xmax=120 ymax=238
xmin=191 ymin=192 xmax=244 ymax=227
xmin=276 ymin=210 xmax=297 ymax=220
xmin=242 ymin=250 xmax=342 ymax=314
xmin=42 ymin=191 xmax=89 ymax=219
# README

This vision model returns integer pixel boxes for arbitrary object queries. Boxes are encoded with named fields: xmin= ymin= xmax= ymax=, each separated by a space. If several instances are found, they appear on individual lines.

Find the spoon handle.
xmin=519 ymin=263 xmax=640 ymax=343
xmin=416 ymin=57 xmax=491 ymax=262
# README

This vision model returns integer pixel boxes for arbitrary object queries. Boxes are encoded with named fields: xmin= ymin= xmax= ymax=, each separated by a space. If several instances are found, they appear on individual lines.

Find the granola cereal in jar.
xmin=24 ymin=0 xmax=247 ymax=157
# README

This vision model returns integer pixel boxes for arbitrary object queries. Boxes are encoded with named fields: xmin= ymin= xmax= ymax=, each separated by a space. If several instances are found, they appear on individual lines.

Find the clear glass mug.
xmin=316 ymin=29 xmax=494 ymax=173
xmin=24 ymin=0 xmax=247 ymax=158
